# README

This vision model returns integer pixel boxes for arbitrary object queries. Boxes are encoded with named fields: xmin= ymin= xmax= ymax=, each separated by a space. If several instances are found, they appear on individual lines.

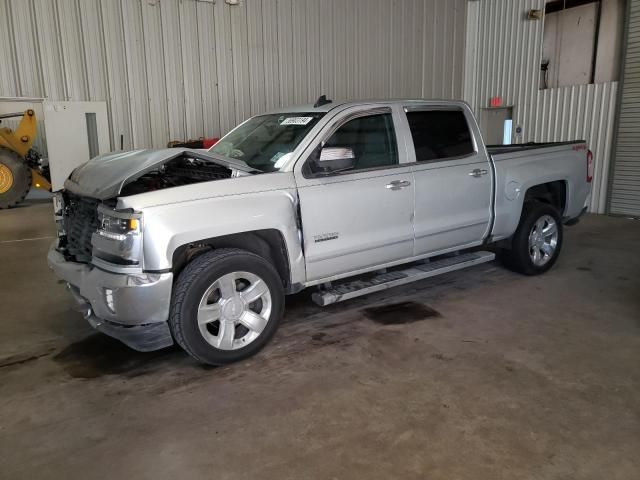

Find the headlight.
xmin=97 ymin=212 xmax=141 ymax=240
xmin=92 ymin=206 xmax=143 ymax=268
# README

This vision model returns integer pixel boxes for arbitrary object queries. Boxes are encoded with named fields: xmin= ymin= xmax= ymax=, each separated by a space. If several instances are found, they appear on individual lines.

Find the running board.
xmin=312 ymin=251 xmax=495 ymax=307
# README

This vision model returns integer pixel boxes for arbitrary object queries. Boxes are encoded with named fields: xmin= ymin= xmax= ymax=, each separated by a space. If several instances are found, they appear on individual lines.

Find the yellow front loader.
xmin=0 ymin=109 xmax=51 ymax=208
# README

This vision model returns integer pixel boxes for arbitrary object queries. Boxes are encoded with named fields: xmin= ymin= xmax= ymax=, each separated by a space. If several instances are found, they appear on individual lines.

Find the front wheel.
xmin=169 ymin=248 xmax=285 ymax=365
xmin=501 ymin=201 xmax=563 ymax=275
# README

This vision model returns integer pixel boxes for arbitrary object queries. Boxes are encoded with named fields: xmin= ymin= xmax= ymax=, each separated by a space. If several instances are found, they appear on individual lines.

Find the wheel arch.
xmin=171 ymin=229 xmax=292 ymax=288
xmin=523 ymin=180 xmax=567 ymax=215
xmin=492 ymin=178 xmax=569 ymax=245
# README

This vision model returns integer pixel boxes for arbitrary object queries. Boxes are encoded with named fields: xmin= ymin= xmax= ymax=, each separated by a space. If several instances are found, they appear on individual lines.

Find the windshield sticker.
xmin=280 ymin=116 xmax=314 ymax=126
xmin=270 ymin=152 xmax=286 ymax=163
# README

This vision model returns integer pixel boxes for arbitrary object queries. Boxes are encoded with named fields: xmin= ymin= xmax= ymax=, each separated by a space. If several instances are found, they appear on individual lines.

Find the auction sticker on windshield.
xmin=280 ymin=117 xmax=314 ymax=126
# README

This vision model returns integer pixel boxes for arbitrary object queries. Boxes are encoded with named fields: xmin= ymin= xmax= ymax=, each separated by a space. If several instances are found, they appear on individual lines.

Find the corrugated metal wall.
xmin=533 ymin=83 xmax=618 ymax=214
xmin=466 ymin=0 xmax=619 ymax=213
xmin=609 ymin=0 xmax=640 ymax=217
xmin=0 ymin=0 xmax=467 ymax=151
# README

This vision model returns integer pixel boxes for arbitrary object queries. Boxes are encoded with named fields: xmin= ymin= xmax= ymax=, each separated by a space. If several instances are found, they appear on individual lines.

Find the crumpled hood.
xmin=63 ymin=148 xmax=255 ymax=200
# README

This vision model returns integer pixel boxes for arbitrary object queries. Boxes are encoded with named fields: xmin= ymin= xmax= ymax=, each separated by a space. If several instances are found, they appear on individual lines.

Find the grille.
xmin=63 ymin=193 xmax=100 ymax=263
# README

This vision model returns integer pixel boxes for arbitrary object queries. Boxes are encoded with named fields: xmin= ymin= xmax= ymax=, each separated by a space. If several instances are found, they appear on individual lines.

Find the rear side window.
xmin=406 ymin=110 xmax=474 ymax=162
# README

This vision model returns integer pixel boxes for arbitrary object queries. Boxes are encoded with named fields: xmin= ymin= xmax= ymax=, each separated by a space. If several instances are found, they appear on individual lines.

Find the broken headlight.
xmin=52 ymin=192 xmax=66 ymax=238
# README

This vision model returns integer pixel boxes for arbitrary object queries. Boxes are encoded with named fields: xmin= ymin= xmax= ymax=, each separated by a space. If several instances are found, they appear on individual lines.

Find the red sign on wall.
xmin=489 ymin=96 xmax=503 ymax=108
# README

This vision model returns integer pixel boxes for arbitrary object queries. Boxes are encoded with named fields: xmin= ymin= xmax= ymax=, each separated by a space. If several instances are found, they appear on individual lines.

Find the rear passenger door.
xmin=404 ymin=106 xmax=492 ymax=255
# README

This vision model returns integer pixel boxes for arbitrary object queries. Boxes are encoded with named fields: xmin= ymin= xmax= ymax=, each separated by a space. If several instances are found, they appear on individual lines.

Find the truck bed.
xmin=488 ymin=139 xmax=590 ymax=242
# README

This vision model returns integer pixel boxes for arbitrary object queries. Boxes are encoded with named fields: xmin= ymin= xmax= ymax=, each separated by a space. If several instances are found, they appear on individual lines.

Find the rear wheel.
xmin=169 ymin=248 xmax=285 ymax=365
xmin=501 ymin=201 xmax=563 ymax=275
xmin=0 ymin=148 xmax=31 ymax=209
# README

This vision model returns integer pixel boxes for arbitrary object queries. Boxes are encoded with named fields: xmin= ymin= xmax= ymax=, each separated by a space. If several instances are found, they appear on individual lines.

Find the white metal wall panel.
xmin=422 ymin=0 xmax=438 ymax=97
xmin=533 ymin=83 xmax=618 ymax=213
xmin=213 ymin=0 xmax=236 ymax=135
xmin=318 ymin=0 xmax=335 ymax=99
xmin=390 ymin=0 xmax=423 ymax=98
xmin=246 ymin=0 xmax=266 ymax=115
xmin=276 ymin=0 xmax=295 ymax=107
xmin=291 ymin=0 xmax=308 ymax=104
xmin=160 ymin=0 xmax=186 ymax=144
xmin=33 ymin=0 xmax=66 ymax=100
xmin=100 ymin=0 xmax=133 ymax=151
xmin=357 ymin=0 xmax=385 ymax=98
xmin=609 ymin=0 xmax=640 ymax=216
xmin=122 ymin=0 xmax=152 ymax=149
xmin=78 ymin=0 xmax=109 ymax=102
xmin=305 ymin=0 xmax=321 ymax=103
xmin=196 ymin=0 xmax=221 ymax=139
xmin=142 ymin=0 xmax=170 ymax=148
xmin=9 ymin=0 xmax=42 ymax=98
xmin=0 ymin=1 xmax=18 ymax=97
xmin=261 ymin=0 xmax=281 ymax=111
xmin=463 ymin=0 xmax=479 ymax=108
xmin=1 ymin=0 xmax=467 ymax=151
xmin=57 ymin=0 xmax=88 ymax=101
xmin=230 ymin=2 xmax=251 ymax=123
xmin=179 ymin=0 xmax=204 ymax=139
xmin=467 ymin=0 xmax=619 ymax=214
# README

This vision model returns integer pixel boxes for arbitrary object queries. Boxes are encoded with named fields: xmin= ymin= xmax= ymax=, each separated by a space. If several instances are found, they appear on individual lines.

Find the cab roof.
xmin=264 ymin=98 xmax=470 ymax=115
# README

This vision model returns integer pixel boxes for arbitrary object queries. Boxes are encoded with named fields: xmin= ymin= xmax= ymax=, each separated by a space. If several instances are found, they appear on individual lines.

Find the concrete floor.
xmin=1 ymin=201 xmax=639 ymax=480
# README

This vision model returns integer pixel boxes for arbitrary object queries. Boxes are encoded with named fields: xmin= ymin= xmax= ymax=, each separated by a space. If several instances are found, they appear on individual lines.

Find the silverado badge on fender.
xmin=314 ymin=232 xmax=339 ymax=243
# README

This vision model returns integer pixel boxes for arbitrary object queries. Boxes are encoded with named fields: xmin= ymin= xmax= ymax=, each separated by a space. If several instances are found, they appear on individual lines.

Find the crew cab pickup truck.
xmin=48 ymin=99 xmax=592 ymax=365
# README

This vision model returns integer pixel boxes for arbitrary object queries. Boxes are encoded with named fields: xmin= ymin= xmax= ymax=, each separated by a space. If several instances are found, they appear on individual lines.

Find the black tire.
xmin=501 ymin=201 xmax=563 ymax=275
xmin=0 ymin=148 xmax=31 ymax=209
xmin=169 ymin=248 xmax=285 ymax=365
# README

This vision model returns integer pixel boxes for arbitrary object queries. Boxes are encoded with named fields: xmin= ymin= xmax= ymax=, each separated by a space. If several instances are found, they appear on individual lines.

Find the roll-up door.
xmin=610 ymin=0 xmax=640 ymax=216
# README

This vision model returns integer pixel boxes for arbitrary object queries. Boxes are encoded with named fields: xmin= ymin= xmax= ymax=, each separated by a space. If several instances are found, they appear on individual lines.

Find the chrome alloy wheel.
xmin=528 ymin=214 xmax=558 ymax=267
xmin=197 ymin=271 xmax=272 ymax=351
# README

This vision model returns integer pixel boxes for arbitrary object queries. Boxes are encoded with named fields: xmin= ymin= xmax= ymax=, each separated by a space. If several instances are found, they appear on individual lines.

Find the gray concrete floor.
xmin=0 ymin=201 xmax=639 ymax=480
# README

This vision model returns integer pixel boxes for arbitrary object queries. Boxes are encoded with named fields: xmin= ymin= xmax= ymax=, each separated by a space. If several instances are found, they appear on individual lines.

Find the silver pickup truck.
xmin=48 ymin=99 xmax=592 ymax=365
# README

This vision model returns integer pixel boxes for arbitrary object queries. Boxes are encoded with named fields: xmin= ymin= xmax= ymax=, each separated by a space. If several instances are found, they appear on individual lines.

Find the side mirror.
xmin=314 ymin=147 xmax=356 ymax=174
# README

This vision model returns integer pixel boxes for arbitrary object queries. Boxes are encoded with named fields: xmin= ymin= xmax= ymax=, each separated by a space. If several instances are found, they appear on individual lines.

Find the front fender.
xmin=139 ymin=189 xmax=305 ymax=285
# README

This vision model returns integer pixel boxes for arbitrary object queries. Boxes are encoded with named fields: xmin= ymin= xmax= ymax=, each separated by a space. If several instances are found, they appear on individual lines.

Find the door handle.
xmin=385 ymin=180 xmax=411 ymax=190
xmin=468 ymin=169 xmax=488 ymax=178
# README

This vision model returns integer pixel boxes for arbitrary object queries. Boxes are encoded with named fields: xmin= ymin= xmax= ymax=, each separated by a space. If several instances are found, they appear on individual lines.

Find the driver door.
xmin=294 ymin=106 xmax=415 ymax=282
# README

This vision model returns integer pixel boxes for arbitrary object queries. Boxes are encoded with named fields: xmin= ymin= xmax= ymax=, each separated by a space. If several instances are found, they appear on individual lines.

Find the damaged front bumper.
xmin=47 ymin=243 xmax=174 ymax=351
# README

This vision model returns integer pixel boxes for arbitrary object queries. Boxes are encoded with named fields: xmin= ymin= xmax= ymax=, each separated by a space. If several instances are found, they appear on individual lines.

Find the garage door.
xmin=609 ymin=1 xmax=640 ymax=217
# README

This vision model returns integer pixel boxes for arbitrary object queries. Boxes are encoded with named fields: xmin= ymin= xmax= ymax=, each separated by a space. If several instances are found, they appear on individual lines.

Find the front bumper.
xmin=47 ymin=243 xmax=174 ymax=351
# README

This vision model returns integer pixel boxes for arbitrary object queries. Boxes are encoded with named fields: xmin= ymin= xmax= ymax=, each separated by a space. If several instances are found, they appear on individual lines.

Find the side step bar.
xmin=312 ymin=251 xmax=495 ymax=306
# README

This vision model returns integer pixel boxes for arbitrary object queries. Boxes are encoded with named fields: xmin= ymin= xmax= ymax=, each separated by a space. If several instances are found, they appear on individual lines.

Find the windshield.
xmin=209 ymin=113 xmax=324 ymax=172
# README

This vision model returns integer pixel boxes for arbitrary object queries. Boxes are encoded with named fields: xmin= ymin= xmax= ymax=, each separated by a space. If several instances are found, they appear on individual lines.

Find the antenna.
xmin=313 ymin=95 xmax=332 ymax=108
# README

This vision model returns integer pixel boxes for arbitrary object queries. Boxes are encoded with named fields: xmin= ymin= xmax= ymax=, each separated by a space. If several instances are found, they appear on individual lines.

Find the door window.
xmin=406 ymin=110 xmax=474 ymax=162
xmin=323 ymin=113 xmax=398 ymax=172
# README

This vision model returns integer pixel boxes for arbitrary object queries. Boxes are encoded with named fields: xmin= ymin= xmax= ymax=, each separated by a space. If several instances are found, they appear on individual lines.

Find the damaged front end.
xmin=64 ymin=148 xmax=257 ymax=200
xmin=48 ymin=148 xmax=256 ymax=351
xmin=55 ymin=148 xmax=256 ymax=266
xmin=119 ymin=155 xmax=234 ymax=196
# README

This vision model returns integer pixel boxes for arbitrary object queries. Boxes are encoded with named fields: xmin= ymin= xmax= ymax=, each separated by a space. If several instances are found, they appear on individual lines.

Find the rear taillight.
xmin=586 ymin=150 xmax=593 ymax=183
